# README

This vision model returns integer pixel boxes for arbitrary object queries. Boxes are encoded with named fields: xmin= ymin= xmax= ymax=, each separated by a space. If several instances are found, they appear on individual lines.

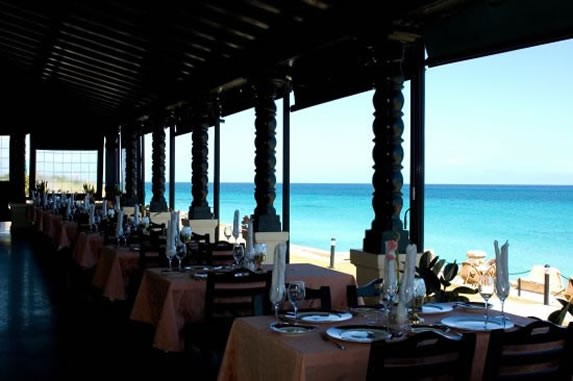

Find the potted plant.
xmin=416 ymin=251 xmax=478 ymax=302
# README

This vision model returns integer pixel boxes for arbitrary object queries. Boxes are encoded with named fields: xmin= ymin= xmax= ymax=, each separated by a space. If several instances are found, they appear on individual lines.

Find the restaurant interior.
xmin=1 ymin=1 xmax=573 ymax=380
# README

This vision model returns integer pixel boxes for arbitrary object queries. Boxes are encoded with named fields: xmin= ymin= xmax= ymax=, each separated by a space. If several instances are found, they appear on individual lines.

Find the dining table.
xmin=217 ymin=304 xmax=534 ymax=381
xmin=129 ymin=263 xmax=358 ymax=352
xmin=91 ymin=245 xmax=141 ymax=301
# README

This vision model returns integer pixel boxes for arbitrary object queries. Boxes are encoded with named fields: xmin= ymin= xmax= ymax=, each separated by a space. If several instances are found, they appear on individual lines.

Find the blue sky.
xmin=146 ymin=38 xmax=573 ymax=185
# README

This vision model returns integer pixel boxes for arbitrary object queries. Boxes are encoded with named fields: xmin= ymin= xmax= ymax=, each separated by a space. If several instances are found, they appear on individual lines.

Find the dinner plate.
xmin=269 ymin=322 xmax=317 ymax=335
xmin=441 ymin=315 xmax=514 ymax=331
xmin=326 ymin=325 xmax=392 ymax=343
xmin=421 ymin=303 xmax=454 ymax=314
xmin=286 ymin=311 xmax=353 ymax=323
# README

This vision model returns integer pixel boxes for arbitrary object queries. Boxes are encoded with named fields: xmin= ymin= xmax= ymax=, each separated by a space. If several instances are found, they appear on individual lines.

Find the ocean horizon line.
xmin=151 ymin=182 xmax=573 ymax=187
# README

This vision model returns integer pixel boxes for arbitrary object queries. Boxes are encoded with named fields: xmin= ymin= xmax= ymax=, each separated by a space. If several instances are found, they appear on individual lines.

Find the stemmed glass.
xmin=478 ymin=273 xmax=495 ymax=328
xmin=269 ymin=284 xmax=286 ymax=322
xmin=165 ymin=248 xmax=177 ymax=272
xmin=410 ymin=277 xmax=426 ymax=325
xmin=495 ymin=276 xmax=511 ymax=327
xmin=231 ymin=224 xmax=240 ymax=244
xmin=287 ymin=281 xmax=306 ymax=322
xmin=232 ymin=244 xmax=245 ymax=268
xmin=224 ymin=226 xmax=232 ymax=242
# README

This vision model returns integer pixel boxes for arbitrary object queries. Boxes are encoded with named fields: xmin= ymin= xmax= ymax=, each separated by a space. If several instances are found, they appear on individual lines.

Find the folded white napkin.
xmin=246 ymin=219 xmax=254 ymax=258
xmin=494 ymin=240 xmax=510 ymax=290
xmin=115 ymin=210 xmax=124 ymax=237
xmin=114 ymin=195 xmax=121 ymax=212
xmin=232 ymin=209 xmax=240 ymax=239
xmin=270 ymin=242 xmax=287 ymax=302
xmin=88 ymin=204 xmax=95 ymax=226
xmin=134 ymin=204 xmax=140 ymax=226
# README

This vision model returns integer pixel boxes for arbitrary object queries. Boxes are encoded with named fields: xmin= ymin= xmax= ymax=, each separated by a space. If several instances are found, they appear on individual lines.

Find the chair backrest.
xmin=205 ymin=269 xmax=272 ymax=319
xmin=208 ymin=241 xmax=236 ymax=267
xmin=302 ymin=285 xmax=332 ymax=311
xmin=367 ymin=330 xmax=476 ymax=381
xmin=347 ymin=278 xmax=383 ymax=307
xmin=482 ymin=319 xmax=573 ymax=381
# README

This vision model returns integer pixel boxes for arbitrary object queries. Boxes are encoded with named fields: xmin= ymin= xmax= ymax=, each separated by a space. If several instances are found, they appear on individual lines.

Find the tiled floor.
xmin=0 ymin=222 xmax=207 ymax=380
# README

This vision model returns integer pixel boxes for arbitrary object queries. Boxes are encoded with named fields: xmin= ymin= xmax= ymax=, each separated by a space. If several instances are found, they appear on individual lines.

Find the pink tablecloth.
xmin=92 ymin=246 xmax=140 ymax=301
xmin=129 ymin=263 xmax=357 ymax=352
xmin=218 ymin=312 xmax=534 ymax=381
xmin=72 ymin=231 xmax=104 ymax=269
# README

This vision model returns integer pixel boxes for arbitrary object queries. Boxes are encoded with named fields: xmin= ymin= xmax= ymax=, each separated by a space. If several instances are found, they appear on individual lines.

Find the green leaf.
xmin=443 ymin=261 xmax=459 ymax=282
xmin=419 ymin=251 xmax=433 ymax=269
xmin=432 ymin=259 xmax=446 ymax=276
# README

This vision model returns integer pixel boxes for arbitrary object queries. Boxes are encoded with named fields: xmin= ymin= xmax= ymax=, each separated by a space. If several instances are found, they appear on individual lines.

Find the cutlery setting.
xmin=320 ymin=331 xmax=346 ymax=350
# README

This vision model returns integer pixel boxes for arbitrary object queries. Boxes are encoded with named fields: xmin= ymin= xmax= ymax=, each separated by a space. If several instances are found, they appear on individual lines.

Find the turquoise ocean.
xmin=144 ymin=183 xmax=573 ymax=280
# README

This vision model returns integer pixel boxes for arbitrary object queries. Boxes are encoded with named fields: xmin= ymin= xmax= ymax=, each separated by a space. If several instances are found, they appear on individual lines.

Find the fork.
xmin=320 ymin=331 xmax=346 ymax=350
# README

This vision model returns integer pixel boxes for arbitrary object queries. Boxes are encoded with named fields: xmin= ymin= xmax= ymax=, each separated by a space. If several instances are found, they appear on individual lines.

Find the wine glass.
xmin=223 ymin=226 xmax=232 ymax=242
xmin=232 ymin=244 xmax=244 ymax=268
xmin=165 ymin=248 xmax=177 ymax=272
xmin=253 ymin=243 xmax=267 ymax=272
xmin=269 ymin=284 xmax=286 ymax=322
xmin=287 ymin=281 xmax=306 ymax=321
xmin=410 ymin=277 xmax=426 ymax=325
xmin=478 ymin=273 xmax=495 ymax=328
xmin=495 ymin=276 xmax=511 ymax=327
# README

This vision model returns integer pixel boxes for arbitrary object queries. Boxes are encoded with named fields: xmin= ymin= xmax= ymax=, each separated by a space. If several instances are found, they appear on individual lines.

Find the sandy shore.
xmin=287 ymin=243 xmax=571 ymax=323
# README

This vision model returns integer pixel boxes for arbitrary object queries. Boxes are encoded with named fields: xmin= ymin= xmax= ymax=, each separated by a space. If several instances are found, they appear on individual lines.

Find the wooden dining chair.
xmin=482 ymin=319 xmax=573 ymax=381
xmin=184 ymin=268 xmax=273 ymax=373
xmin=346 ymin=278 xmax=383 ymax=307
xmin=207 ymin=241 xmax=236 ymax=267
xmin=300 ymin=285 xmax=332 ymax=311
xmin=367 ymin=330 xmax=476 ymax=381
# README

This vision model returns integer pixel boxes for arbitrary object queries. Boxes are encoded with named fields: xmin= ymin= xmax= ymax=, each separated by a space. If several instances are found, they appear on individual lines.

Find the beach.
xmin=287 ymin=243 xmax=571 ymax=324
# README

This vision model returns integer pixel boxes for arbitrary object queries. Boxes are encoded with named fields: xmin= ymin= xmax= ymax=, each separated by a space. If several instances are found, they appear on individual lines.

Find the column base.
xmin=188 ymin=206 xmax=213 ymax=220
xmin=185 ymin=219 xmax=218 ymax=243
xmin=254 ymin=231 xmax=289 ymax=265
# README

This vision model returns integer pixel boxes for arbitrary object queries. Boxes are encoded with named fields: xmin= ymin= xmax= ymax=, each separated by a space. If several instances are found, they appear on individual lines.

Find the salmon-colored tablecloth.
xmin=218 ymin=311 xmax=534 ymax=381
xmin=129 ymin=263 xmax=357 ymax=352
xmin=92 ymin=246 xmax=140 ymax=301
xmin=72 ymin=231 xmax=104 ymax=269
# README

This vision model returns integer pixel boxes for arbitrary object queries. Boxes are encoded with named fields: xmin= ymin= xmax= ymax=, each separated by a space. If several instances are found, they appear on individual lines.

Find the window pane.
xmin=36 ymin=150 xmax=97 ymax=193
xmin=0 ymin=136 xmax=9 ymax=181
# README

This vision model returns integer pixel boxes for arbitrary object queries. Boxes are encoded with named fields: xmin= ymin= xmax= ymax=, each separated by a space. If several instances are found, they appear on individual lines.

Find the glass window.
xmin=0 ymin=136 xmax=9 ymax=181
xmin=36 ymin=150 xmax=97 ymax=193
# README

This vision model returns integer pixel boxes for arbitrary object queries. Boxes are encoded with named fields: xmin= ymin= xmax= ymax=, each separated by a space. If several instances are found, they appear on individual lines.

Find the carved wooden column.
xmin=363 ymin=42 xmax=409 ymax=254
xmin=188 ymin=103 xmax=213 ymax=219
xmin=149 ymin=120 xmax=168 ymax=212
xmin=251 ymin=75 xmax=286 ymax=232
xmin=123 ymin=124 xmax=138 ymax=206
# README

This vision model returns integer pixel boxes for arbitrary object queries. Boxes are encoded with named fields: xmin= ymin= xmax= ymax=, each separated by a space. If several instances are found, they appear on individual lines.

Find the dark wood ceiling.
xmin=1 ymin=0 xmax=572 ymax=137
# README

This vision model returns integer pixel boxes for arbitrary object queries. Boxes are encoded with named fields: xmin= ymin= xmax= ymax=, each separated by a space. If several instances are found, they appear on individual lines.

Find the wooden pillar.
xmin=9 ymin=132 xmax=26 ymax=203
xmin=149 ymin=119 xmax=168 ymax=212
xmin=124 ymin=123 xmax=138 ymax=206
xmin=188 ymin=103 xmax=213 ymax=219
xmin=363 ymin=41 xmax=409 ymax=254
xmin=251 ymin=74 xmax=287 ymax=232
xmin=409 ymin=40 xmax=426 ymax=251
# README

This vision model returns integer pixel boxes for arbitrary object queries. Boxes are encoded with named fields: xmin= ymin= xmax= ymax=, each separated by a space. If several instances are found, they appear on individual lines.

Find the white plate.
xmin=286 ymin=311 xmax=353 ymax=323
xmin=421 ymin=303 xmax=454 ymax=314
xmin=326 ymin=325 xmax=392 ymax=343
xmin=441 ymin=315 xmax=514 ymax=331
xmin=269 ymin=322 xmax=316 ymax=335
